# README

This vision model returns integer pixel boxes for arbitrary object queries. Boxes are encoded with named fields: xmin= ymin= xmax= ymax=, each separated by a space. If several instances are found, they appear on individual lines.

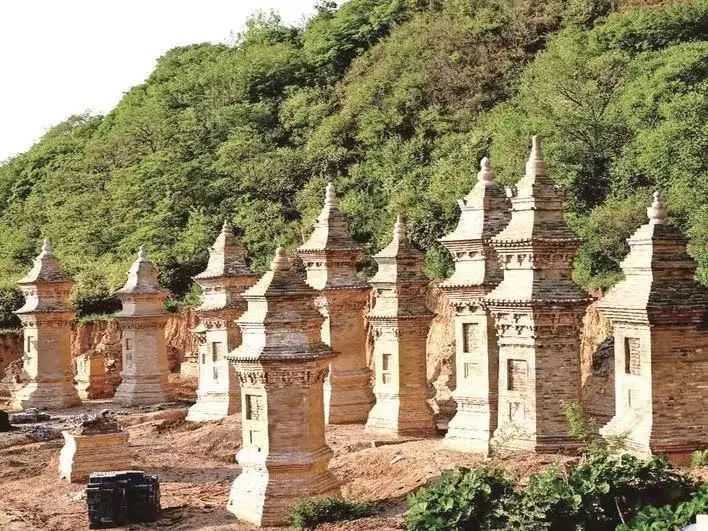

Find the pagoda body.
xmin=113 ymin=248 xmax=171 ymax=406
xmin=226 ymin=248 xmax=339 ymax=527
xmin=599 ymin=193 xmax=708 ymax=459
xmin=484 ymin=137 xmax=590 ymax=452
xmin=440 ymin=159 xmax=511 ymax=454
xmin=297 ymin=183 xmax=373 ymax=424
xmin=365 ymin=216 xmax=436 ymax=437
xmin=187 ymin=223 xmax=258 ymax=422
xmin=12 ymin=240 xmax=80 ymax=409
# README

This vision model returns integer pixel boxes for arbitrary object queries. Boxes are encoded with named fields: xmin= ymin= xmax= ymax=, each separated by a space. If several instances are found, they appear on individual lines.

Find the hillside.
xmin=0 ymin=0 xmax=705 ymax=326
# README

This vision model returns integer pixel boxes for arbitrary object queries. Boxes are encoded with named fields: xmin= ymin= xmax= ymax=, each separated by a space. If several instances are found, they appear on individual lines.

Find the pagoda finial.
xmin=394 ymin=214 xmax=406 ymax=238
xmin=40 ymin=239 xmax=53 ymax=256
xmin=137 ymin=245 xmax=147 ymax=261
xmin=525 ymin=135 xmax=546 ymax=178
xmin=271 ymin=246 xmax=290 ymax=271
xmin=222 ymin=220 xmax=232 ymax=233
xmin=477 ymin=157 xmax=495 ymax=184
xmin=647 ymin=191 xmax=667 ymax=224
xmin=324 ymin=181 xmax=337 ymax=208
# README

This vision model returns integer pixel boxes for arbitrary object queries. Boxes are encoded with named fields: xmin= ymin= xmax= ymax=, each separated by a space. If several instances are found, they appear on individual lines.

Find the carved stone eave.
xmin=228 ymin=347 xmax=335 ymax=363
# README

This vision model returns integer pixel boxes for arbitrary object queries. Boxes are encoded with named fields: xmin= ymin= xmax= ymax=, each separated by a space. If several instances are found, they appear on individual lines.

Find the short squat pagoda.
xmin=365 ymin=216 xmax=436 ymax=437
xmin=599 ymin=193 xmax=708 ymax=459
xmin=187 ymin=223 xmax=258 ymax=422
xmin=484 ymin=136 xmax=590 ymax=452
xmin=440 ymin=158 xmax=510 ymax=454
xmin=113 ymin=247 xmax=171 ymax=406
xmin=12 ymin=240 xmax=80 ymax=409
xmin=297 ymin=183 xmax=373 ymax=424
xmin=226 ymin=247 xmax=339 ymax=527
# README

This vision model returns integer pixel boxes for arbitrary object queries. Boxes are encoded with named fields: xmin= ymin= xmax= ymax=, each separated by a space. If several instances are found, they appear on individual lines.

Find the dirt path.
xmin=0 ymin=403 xmax=569 ymax=530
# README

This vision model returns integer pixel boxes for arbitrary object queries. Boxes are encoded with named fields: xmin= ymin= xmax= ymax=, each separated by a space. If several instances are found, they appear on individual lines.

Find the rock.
xmin=10 ymin=408 xmax=51 ymax=424
xmin=69 ymin=410 xmax=121 ymax=436
xmin=24 ymin=425 xmax=61 ymax=441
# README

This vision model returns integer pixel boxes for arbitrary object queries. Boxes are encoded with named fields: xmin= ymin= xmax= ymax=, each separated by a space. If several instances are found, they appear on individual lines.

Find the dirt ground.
xmin=0 ymin=402 xmax=572 ymax=530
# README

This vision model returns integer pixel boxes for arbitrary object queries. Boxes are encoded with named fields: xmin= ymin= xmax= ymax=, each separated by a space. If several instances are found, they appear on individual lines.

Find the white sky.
xmin=0 ymin=0 xmax=316 ymax=162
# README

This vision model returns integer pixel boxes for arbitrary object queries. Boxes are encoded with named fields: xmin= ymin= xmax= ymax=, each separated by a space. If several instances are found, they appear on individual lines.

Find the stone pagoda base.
xmin=325 ymin=367 xmax=373 ymax=424
xmin=59 ymin=431 xmax=131 ymax=482
xmin=12 ymin=381 xmax=80 ymax=411
xmin=76 ymin=377 xmax=109 ymax=400
xmin=227 ymin=447 xmax=341 ymax=527
xmin=443 ymin=400 xmax=495 ymax=455
xmin=365 ymin=395 xmax=436 ymax=438
xmin=490 ymin=426 xmax=582 ymax=454
xmin=114 ymin=375 xmax=171 ymax=407
xmin=186 ymin=391 xmax=239 ymax=422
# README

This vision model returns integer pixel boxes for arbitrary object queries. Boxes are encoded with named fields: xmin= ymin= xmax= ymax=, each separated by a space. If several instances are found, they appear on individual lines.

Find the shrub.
xmin=406 ymin=467 xmax=513 ymax=531
xmin=618 ymin=485 xmax=708 ymax=531
xmin=506 ymin=466 xmax=581 ymax=531
xmin=691 ymin=449 xmax=708 ymax=468
xmin=289 ymin=497 xmax=375 ymax=530
xmin=569 ymin=453 xmax=696 ymax=530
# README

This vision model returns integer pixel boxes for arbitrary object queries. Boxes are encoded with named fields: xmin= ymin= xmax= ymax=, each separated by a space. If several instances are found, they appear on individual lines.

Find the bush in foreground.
xmin=290 ymin=497 xmax=375 ymax=530
xmin=406 ymin=467 xmax=513 ymax=531
xmin=619 ymin=485 xmax=708 ymax=531
xmin=405 ymin=454 xmax=697 ymax=531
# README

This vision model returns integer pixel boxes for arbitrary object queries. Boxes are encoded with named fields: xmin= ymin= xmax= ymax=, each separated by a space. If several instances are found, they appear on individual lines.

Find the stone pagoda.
xmin=297 ymin=182 xmax=373 ymax=424
xmin=12 ymin=240 xmax=80 ymax=410
xmin=226 ymin=247 xmax=339 ymax=527
xmin=113 ymin=247 xmax=171 ymax=406
xmin=599 ymin=193 xmax=708 ymax=459
xmin=365 ymin=216 xmax=436 ymax=437
xmin=187 ymin=222 xmax=258 ymax=422
xmin=439 ymin=158 xmax=511 ymax=454
xmin=483 ymin=136 xmax=590 ymax=452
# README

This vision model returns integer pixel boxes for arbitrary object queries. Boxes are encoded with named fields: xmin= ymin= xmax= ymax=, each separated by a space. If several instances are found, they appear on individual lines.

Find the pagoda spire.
xmin=438 ymin=155 xmax=511 ymax=454
xmin=483 ymin=135 xmax=590 ymax=453
xmin=187 ymin=222 xmax=258 ymax=422
xmin=297 ymin=182 xmax=373 ymax=424
xmin=598 ymin=194 xmax=708 ymax=458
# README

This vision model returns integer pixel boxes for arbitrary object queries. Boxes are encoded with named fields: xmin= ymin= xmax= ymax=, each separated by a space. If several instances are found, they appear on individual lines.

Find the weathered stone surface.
xmin=59 ymin=430 xmax=131 ymax=483
xmin=440 ymin=158 xmax=511 ymax=455
xmin=12 ymin=240 xmax=80 ymax=410
xmin=579 ymin=302 xmax=614 ymax=424
xmin=366 ymin=217 xmax=436 ymax=437
xmin=484 ymin=137 xmax=590 ymax=453
xmin=298 ymin=183 xmax=373 ymax=424
xmin=69 ymin=409 xmax=121 ymax=435
xmin=187 ymin=223 xmax=258 ymax=422
xmin=226 ymin=247 xmax=339 ymax=527
xmin=599 ymin=193 xmax=708 ymax=460
xmin=113 ymin=248 xmax=172 ymax=406
xmin=74 ymin=352 xmax=110 ymax=400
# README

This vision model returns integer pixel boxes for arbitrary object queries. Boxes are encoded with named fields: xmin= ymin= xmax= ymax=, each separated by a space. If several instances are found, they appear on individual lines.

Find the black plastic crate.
xmin=86 ymin=471 xmax=160 ymax=529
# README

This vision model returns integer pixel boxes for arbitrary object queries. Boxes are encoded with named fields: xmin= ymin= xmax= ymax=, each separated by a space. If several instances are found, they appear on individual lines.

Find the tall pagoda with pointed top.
xmin=365 ymin=216 xmax=436 ymax=436
xmin=12 ymin=240 xmax=80 ymax=409
xmin=440 ymin=157 xmax=511 ymax=454
xmin=297 ymin=182 xmax=373 ymax=424
xmin=187 ymin=222 xmax=258 ymax=422
xmin=599 ymin=193 xmax=708 ymax=459
xmin=113 ymin=247 xmax=172 ymax=406
xmin=483 ymin=136 xmax=590 ymax=452
xmin=226 ymin=247 xmax=339 ymax=527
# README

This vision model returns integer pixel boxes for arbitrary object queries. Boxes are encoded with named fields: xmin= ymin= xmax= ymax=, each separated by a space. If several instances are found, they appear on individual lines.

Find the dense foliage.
xmin=619 ymin=484 xmax=708 ymax=531
xmin=0 ymin=0 xmax=705 ymax=326
xmin=406 ymin=467 xmax=513 ymax=530
xmin=289 ymin=497 xmax=375 ymax=529
xmin=404 ymin=454 xmax=698 ymax=531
